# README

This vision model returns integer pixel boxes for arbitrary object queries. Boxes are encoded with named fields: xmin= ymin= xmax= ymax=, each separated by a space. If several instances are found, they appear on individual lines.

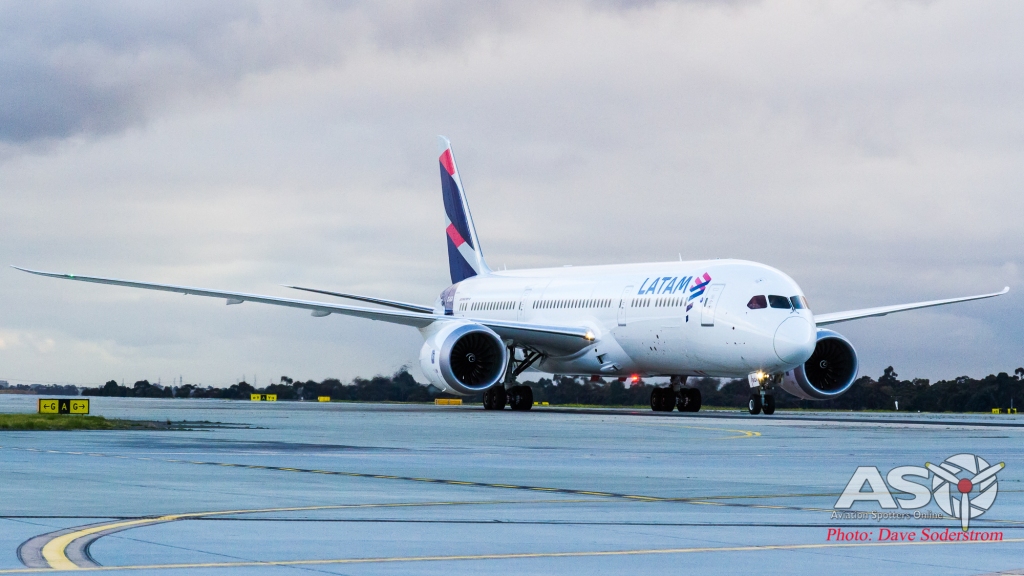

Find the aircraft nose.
xmin=774 ymin=317 xmax=815 ymax=364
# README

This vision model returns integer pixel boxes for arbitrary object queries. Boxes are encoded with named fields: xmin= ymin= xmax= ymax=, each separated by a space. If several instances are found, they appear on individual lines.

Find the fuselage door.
xmin=701 ymin=284 xmax=725 ymax=326
xmin=617 ymin=285 xmax=633 ymax=326
xmin=518 ymin=288 xmax=532 ymax=321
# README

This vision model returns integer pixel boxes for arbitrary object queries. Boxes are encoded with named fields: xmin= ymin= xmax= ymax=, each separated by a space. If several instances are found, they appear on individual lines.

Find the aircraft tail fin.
xmin=438 ymin=136 xmax=490 ymax=283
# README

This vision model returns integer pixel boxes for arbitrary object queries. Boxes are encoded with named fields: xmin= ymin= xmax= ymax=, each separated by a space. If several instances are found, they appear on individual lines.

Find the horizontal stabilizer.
xmin=814 ymin=287 xmax=1009 ymax=326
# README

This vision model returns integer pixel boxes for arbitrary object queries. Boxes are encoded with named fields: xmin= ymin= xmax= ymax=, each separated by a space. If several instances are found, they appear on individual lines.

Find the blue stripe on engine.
xmin=440 ymin=165 xmax=474 ymax=250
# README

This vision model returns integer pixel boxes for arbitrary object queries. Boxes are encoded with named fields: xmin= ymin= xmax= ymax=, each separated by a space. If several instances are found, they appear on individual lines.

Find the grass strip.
xmin=0 ymin=413 xmax=165 ymax=431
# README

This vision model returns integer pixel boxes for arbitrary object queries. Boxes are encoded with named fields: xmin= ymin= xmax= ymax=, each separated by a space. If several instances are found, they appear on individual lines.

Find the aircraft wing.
xmin=12 ymin=266 xmax=595 ymax=354
xmin=814 ymin=287 xmax=1009 ymax=326
xmin=282 ymin=285 xmax=435 ymax=314
xmin=480 ymin=319 xmax=594 ymax=355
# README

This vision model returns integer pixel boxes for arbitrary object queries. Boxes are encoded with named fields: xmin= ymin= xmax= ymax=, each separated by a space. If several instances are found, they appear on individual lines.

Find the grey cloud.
xmin=0 ymin=1 xmax=1020 ymax=385
xmin=1 ymin=1 xmax=272 ymax=142
xmin=0 ymin=0 xmax=594 ymax=145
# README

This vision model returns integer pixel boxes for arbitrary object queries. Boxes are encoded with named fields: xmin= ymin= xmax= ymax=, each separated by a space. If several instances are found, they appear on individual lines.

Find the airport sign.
xmin=38 ymin=398 xmax=89 ymax=414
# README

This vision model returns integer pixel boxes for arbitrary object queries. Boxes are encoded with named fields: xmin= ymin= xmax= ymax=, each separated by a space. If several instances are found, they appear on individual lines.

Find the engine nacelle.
xmin=780 ymin=329 xmax=859 ymax=400
xmin=419 ymin=321 xmax=508 ymax=395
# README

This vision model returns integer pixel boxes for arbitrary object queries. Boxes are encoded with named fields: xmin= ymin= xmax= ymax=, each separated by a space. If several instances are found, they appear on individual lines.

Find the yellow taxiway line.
xmin=2 ymin=537 xmax=1022 ymax=574
xmin=33 ymin=499 xmax=604 ymax=570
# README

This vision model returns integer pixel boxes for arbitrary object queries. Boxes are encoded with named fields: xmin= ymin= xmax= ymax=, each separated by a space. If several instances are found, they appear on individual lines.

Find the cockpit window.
xmin=746 ymin=295 xmax=767 ymax=309
xmin=790 ymin=295 xmax=809 ymax=310
xmin=768 ymin=295 xmax=791 ymax=309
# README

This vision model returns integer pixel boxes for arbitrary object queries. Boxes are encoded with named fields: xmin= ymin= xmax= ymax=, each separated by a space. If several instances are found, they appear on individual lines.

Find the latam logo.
xmin=637 ymin=272 xmax=711 ymax=300
xmin=637 ymin=273 xmax=711 ymax=320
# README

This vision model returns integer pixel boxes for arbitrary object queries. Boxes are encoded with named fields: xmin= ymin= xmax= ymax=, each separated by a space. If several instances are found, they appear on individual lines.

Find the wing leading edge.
xmin=813 ymin=287 xmax=1009 ymax=326
xmin=12 ymin=266 xmax=594 ymax=354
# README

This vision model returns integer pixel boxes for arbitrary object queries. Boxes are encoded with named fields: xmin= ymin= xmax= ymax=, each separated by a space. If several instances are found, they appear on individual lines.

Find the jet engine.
xmin=779 ymin=329 xmax=859 ymax=400
xmin=419 ymin=321 xmax=508 ymax=395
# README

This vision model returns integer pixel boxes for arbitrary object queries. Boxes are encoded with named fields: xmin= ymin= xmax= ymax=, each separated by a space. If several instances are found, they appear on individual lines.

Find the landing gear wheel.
xmin=677 ymin=388 xmax=702 ymax=413
xmin=690 ymin=388 xmax=702 ymax=412
xmin=650 ymin=387 xmax=674 ymax=412
xmin=762 ymin=394 xmax=775 ymax=415
xmin=748 ymin=394 xmax=762 ymax=415
xmin=676 ymin=389 xmax=691 ymax=412
xmin=508 ymin=385 xmax=534 ymax=411
xmin=483 ymin=386 xmax=507 ymax=410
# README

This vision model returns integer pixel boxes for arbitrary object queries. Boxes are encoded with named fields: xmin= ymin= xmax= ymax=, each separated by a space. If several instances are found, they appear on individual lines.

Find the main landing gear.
xmin=482 ymin=384 xmax=534 ymax=411
xmin=483 ymin=346 xmax=542 ymax=411
xmin=507 ymin=385 xmax=533 ymax=411
xmin=482 ymin=385 xmax=506 ymax=410
xmin=651 ymin=376 xmax=702 ymax=413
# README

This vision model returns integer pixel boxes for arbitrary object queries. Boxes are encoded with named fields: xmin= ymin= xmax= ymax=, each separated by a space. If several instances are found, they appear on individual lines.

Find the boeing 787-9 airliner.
xmin=15 ymin=137 xmax=1008 ymax=415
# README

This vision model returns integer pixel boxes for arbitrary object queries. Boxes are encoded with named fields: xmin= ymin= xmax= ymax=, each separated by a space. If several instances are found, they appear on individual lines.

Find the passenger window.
xmin=768 ymin=295 xmax=791 ymax=309
xmin=747 ymin=295 xmax=768 ymax=309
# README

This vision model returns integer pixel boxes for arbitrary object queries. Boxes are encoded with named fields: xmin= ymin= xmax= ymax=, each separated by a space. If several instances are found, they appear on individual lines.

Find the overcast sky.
xmin=0 ymin=0 xmax=1020 ymax=388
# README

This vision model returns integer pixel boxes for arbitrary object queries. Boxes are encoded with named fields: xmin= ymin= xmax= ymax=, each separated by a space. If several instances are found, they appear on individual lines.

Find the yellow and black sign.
xmin=38 ymin=398 xmax=89 ymax=414
xmin=318 ymin=396 xmax=331 ymax=402
xmin=434 ymin=398 xmax=462 ymax=405
xmin=250 ymin=394 xmax=277 ymax=401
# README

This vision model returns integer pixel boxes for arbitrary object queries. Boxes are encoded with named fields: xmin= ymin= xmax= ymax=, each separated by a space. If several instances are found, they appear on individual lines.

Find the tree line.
xmin=0 ymin=382 xmax=80 ymax=396
xmin=69 ymin=366 xmax=1024 ymax=412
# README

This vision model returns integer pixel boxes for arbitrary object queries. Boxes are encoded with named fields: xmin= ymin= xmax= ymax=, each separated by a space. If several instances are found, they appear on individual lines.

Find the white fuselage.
xmin=432 ymin=259 xmax=818 ymax=379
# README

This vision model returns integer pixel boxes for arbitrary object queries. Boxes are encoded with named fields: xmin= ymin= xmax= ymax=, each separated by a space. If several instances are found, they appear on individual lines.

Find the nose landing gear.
xmin=748 ymin=372 xmax=779 ymax=416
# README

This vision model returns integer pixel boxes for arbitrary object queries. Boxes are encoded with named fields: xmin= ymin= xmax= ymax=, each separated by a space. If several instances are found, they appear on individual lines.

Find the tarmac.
xmin=1 ymin=395 xmax=1022 ymax=575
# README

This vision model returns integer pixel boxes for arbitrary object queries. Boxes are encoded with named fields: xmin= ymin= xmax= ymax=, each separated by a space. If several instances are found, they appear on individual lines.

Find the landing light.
xmin=584 ymin=331 xmax=595 ymax=341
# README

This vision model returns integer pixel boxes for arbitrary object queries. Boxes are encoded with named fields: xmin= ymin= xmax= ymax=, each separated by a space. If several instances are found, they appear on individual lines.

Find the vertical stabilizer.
xmin=438 ymin=136 xmax=490 ymax=283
